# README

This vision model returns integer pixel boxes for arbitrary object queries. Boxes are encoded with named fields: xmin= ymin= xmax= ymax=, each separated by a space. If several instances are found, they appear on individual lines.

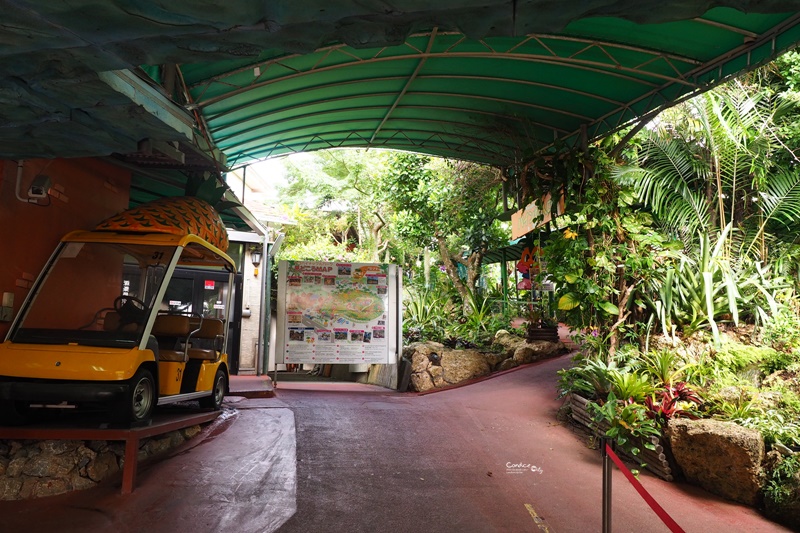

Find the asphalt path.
xmin=0 ymin=353 xmax=792 ymax=532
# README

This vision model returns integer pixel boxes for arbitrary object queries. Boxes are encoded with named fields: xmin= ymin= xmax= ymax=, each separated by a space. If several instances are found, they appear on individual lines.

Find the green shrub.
xmin=588 ymin=392 xmax=660 ymax=458
xmin=713 ymin=398 xmax=760 ymax=420
xmin=764 ymin=308 xmax=800 ymax=353
xmin=736 ymin=410 xmax=800 ymax=447
xmin=761 ymin=350 xmax=798 ymax=375
xmin=764 ymin=454 xmax=800 ymax=507
xmin=714 ymin=342 xmax=776 ymax=373
xmin=557 ymin=356 xmax=624 ymax=400
xmin=608 ymin=371 xmax=654 ymax=403
xmin=641 ymin=349 xmax=693 ymax=386
xmin=403 ymin=287 xmax=451 ymax=343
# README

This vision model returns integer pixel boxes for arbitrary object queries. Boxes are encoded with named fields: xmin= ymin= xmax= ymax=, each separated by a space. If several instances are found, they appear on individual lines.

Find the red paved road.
xmin=0 ymin=354 xmax=791 ymax=532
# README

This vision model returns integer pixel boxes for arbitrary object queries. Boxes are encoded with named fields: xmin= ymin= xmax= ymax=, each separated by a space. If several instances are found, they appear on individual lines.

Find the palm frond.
xmin=615 ymin=133 xmax=710 ymax=233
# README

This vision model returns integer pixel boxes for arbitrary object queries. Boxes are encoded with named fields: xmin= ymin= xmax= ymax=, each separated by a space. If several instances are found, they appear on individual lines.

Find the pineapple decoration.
xmin=95 ymin=173 xmax=241 ymax=252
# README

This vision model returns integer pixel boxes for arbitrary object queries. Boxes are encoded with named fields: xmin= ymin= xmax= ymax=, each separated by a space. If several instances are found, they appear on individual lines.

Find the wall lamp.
xmin=250 ymin=249 xmax=263 ymax=267
xmin=250 ymin=246 xmax=263 ymax=277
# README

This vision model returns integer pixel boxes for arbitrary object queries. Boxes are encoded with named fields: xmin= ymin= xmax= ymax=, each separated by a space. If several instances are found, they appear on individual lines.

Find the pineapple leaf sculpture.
xmin=95 ymin=173 xmax=241 ymax=252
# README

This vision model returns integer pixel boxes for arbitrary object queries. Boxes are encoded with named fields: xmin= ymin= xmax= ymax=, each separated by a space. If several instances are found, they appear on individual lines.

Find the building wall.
xmin=0 ymin=158 xmax=130 ymax=338
xmin=237 ymin=250 xmax=263 ymax=374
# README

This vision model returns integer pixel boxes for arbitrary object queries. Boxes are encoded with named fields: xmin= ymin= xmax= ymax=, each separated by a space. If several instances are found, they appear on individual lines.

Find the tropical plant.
xmin=382 ymin=153 xmax=507 ymax=314
xmin=277 ymin=150 xmax=403 ymax=263
xmin=644 ymin=225 xmax=785 ymax=344
xmin=764 ymin=454 xmax=800 ymax=508
xmin=557 ymin=355 xmax=623 ymax=400
xmin=616 ymin=81 xmax=800 ymax=267
xmin=531 ymin=146 xmax=673 ymax=357
xmin=641 ymin=349 xmax=693 ymax=387
xmin=449 ymin=288 xmax=500 ymax=345
xmin=588 ymin=392 xmax=660 ymax=458
xmin=763 ymin=307 xmax=800 ymax=354
xmin=713 ymin=398 xmax=760 ymax=420
xmin=682 ymin=354 xmax=718 ymax=388
xmin=644 ymin=382 xmax=702 ymax=427
xmin=715 ymin=342 xmax=772 ymax=371
xmin=761 ymin=350 xmax=798 ymax=375
xmin=736 ymin=410 xmax=800 ymax=447
xmin=403 ymin=287 xmax=451 ymax=342
xmin=608 ymin=371 xmax=654 ymax=403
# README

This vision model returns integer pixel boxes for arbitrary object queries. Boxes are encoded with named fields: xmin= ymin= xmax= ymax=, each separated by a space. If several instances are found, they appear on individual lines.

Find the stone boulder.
xmin=405 ymin=341 xmax=445 ymax=375
xmin=407 ymin=342 xmax=492 ymax=391
xmin=410 ymin=370 xmax=435 ymax=392
xmin=483 ymin=351 xmax=507 ymax=369
xmin=666 ymin=418 xmax=764 ymax=505
xmin=497 ymin=358 xmax=519 ymax=372
xmin=440 ymin=349 xmax=491 ymax=384
xmin=493 ymin=330 xmax=565 ymax=368
xmin=493 ymin=330 xmax=528 ymax=359
xmin=0 ymin=425 xmax=206 ymax=500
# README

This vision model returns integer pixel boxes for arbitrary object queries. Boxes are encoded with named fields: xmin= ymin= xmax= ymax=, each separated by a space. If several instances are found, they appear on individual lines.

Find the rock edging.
xmin=0 ymin=425 xmax=202 ymax=500
xmin=405 ymin=330 xmax=565 ymax=392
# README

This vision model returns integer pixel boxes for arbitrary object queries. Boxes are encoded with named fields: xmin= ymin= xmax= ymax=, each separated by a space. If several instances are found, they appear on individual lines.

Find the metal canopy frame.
xmin=3 ymin=2 xmax=800 ymax=172
xmin=176 ymin=9 xmax=800 ymax=167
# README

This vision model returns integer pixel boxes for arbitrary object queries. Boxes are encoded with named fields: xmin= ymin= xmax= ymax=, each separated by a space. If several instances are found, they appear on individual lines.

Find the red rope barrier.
xmin=605 ymin=443 xmax=686 ymax=533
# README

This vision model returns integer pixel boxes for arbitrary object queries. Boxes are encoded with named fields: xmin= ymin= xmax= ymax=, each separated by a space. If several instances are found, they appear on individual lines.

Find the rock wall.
xmin=0 ymin=426 xmax=201 ymax=500
xmin=667 ymin=418 xmax=764 ymax=506
xmin=406 ymin=330 xmax=565 ymax=392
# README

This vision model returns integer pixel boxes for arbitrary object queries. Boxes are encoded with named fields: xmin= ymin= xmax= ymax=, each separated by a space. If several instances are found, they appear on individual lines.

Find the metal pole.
xmin=241 ymin=164 xmax=247 ymax=205
xmin=263 ymin=238 xmax=272 ymax=380
xmin=602 ymin=437 xmax=613 ymax=533
xmin=256 ymin=236 xmax=268 ymax=376
xmin=500 ymin=249 xmax=508 ymax=314
xmin=266 ymin=234 xmax=284 ymax=387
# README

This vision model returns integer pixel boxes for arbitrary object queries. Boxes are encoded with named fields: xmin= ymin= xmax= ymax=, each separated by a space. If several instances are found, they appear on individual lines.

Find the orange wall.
xmin=0 ymin=158 xmax=131 ymax=338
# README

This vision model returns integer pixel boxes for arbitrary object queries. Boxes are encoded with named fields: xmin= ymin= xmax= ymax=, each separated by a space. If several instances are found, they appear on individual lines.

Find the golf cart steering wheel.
xmin=113 ymin=295 xmax=148 ymax=328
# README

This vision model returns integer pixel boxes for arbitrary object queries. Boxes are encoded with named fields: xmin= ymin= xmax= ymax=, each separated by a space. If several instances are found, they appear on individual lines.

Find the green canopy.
xmin=1 ymin=2 xmax=799 ymax=171
xmin=179 ymin=9 xmax=800 ymax=166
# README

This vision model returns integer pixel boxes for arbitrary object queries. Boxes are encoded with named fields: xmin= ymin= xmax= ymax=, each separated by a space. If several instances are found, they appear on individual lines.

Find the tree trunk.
xmin=423 ymin=247 xmax=431 ymax=288
xmin=436 ymin=236 xmax=470 ymax=312
xmin=370 ymin=212 xmax=386 ymax=263
xmin=436 ymin=236 xmax=486 ymax=315
xmin=357 ymin=207 xmax=363 ymax=247
xmin=465 ymin=251 xmax=484 ymax=298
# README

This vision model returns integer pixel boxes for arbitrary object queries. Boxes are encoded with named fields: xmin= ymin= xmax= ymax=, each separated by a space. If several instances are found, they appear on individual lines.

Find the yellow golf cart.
xmin=0 ymin=228 xmax=234 ymax=425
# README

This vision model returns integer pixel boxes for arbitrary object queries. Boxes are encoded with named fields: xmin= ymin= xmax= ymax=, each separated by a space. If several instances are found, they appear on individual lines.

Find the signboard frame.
xmin=275 ymin=260 xmax=402 ymax=365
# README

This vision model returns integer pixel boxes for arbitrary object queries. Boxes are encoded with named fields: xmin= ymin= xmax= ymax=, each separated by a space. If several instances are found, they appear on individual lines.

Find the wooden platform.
xmin=0 ymin=409 xmax=221 ymax=494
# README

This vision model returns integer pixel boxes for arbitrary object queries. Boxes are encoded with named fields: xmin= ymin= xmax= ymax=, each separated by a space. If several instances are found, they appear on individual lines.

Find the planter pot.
xmin=568 ymin=393 xmax=675 ymax=481
xmin=526 ymin=326 xmax=559 ymax=343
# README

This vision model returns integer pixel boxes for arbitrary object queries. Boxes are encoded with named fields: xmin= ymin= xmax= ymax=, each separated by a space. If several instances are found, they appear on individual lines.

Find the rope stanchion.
xmin=605 ymin=443 xmax=686 ymax=533
xmin=601 ymin=437 xmax=613 ymax=533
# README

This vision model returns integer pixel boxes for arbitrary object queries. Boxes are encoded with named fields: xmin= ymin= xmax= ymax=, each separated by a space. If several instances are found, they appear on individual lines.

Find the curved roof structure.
xmin=181 ymin=9 xmax=800 ymax=167
xmin=1 ymin=2 xmax=799 ymax=170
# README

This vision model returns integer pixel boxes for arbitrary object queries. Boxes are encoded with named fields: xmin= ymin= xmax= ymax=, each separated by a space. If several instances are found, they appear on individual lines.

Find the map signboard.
xmin=276 ymin=261 xmax=402 ymax=365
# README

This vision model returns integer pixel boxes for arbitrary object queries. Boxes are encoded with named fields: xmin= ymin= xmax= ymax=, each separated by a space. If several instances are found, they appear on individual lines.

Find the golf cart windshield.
xmin=10 ymin=241 xmax=175 ymax=348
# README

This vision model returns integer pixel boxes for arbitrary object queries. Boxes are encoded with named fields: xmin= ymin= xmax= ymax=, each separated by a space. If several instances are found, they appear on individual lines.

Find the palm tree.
xmin=616 ymin=80 xmax=800 ymax=267
xmin=612 ymin=78 xmax=800 ymax=339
